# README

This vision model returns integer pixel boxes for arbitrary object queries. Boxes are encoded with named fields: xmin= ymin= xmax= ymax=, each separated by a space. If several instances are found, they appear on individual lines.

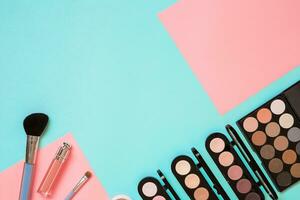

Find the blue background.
xmin=0 ymin=0 xmax=300 ymax=199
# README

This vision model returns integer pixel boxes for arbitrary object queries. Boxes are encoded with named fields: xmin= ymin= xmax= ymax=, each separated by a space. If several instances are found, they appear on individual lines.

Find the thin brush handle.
xmin=64 ymin=191 xmax=75 ymax=200
xmin=19 ymin=163 xmax=34 ymax=200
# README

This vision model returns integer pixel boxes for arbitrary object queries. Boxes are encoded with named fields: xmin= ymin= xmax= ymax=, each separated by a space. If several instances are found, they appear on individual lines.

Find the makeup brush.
xmin=19 ymin=113 xmax=49 ymax=200
xmin=65 ymin=171 xmax=92 ymax=200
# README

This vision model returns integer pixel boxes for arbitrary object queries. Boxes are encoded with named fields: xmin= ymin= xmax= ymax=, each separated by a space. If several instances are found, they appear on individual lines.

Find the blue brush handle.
xmin=19 ymin=163 xmax=33 ymax=200
xmin=65 ymin=191 xmax=75 ymax=200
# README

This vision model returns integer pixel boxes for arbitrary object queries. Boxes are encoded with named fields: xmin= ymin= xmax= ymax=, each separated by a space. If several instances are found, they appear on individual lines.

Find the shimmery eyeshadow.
xmin=265 ymin=122 xmax=280 ymax=137
xmin=260 ymin=145 xmax=275 ymax=160
xmin=236 ymin=179 xmax=252 ymax=194
xmin=209 ymin=138 xmax=225 ymax=153
xmin=243 ymin=117 xmax=259 ymax=132
xmin=245 ymin=192 xmax=261 ymax=200
xmin=184 ymin=174 xmax=200 ymax=189
xmin=175 ymin=160 xmax=191 ymax=175
xmin=268 ymin=158 xmax=283 ymax=173
xmin=251 ymin=131 xmax=267 ymax=146
xmin=274 ymin=136 xmax=289 ymax=151
xmin=279 ymin=113 xmax=294 ymax=129
xmin=142 ymin=182 xmax=157 ymax=197
xmin=228 ymin=165 xmax=243 ymax=180
xmin=282 ymin=149 xmax=297 ymax=164
xmin=194 ymin=187 xmax=209 ymax=200
xmin=290 ymin=163 xmax=300 ymax=178
xmin=257 ymin=108 xmax=272 ymax=123
xmin=287 ymin=127 xmax=300 ymax=142
xmin=270 ymin=99 xmax=285 ymax=115
xmin=218 ymin=151 xmax=234 ymax=167
xmin=296 ymin=142 xmax=300 ymax=155
xmin=153 ymin=196 xmax=166 ymax=200
xmin=276 ymin=171 xmax=292 ymax=187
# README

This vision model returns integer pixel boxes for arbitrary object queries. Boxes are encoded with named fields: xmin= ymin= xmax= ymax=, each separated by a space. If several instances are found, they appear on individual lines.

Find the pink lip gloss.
xmin=38 ymin=142 xmax=71 ymax=197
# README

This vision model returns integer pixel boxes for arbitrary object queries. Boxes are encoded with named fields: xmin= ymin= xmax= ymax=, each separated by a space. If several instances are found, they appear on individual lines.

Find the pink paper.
xmin=0 ymin=134 xmax=109 ymax=200
xmin=159 ymin=0 xmax=300 ymax=113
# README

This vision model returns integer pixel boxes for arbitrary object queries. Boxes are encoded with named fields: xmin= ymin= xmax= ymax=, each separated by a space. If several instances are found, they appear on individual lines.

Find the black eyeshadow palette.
xmin=237 ymin=81 xmax=300 ymax=191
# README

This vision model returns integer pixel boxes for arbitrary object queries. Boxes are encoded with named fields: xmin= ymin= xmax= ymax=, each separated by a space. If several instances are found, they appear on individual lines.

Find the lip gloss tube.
xmin=38 ymin=142 xmax=71 ymax=197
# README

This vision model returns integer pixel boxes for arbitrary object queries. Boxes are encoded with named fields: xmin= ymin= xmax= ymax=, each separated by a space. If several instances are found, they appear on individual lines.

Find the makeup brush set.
xmin=138 ymin=80 xmax=300 ymax=200
xmin=18 ymin=113 xmax=92 ymax=200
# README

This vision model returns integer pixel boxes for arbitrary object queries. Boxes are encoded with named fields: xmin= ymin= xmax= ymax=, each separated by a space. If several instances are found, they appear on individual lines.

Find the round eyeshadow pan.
xmin=265 ymin=122 xmax=280 ymax=137
xmin=290 ymin=163 xmax=300 ymax=178
xmin=279 ymin=113 xmax=294 ymax=129
xmin=194 ymin=187 xmax=209 ymax=200
xmin=276 ymin=171 xmax=292 ymax=187
xmin=274 ymin=136 xmax=289 ymax=151
xmin=236 ymin=179 xmax=252 ymax=194
xmin=282 ymin=149 xmax=297 ymax=164
xmin=252 ymin=131 xmax=267 ymax=146
xmin=142 ymin=182 xmax=157 ymax=197
xmin=245 ymin=192 xmax=261 ymax=200
xmin=243 ymin=117 xmax=258 ymax=132
xmin=296 ymin=142 xmax=300 ymax=155
xmin=175 ymin=160 xmax=191 ymax=175
xmin=209 ymin=138 xmax=225 ymax=153
xmin=228 ymin=165 xmax=243 ymax=180
xmin=270 ymin=99 xmax=286 ymax=115
xmin=260 ymin=145 xmax=275 ymax=160
xmin=268 ymin=158 xmax=283 ymax=173
xmin=218 ymin=151 xmax=234 ymax=167
xmin=153 ymin=196 xmax=166 ymax=200
xmin=185 ymin=174 xmax=200 ymax=189
xmin=257 ymin=108 xmax=272 ymax=123
xmin=287 ymin=127 xmax=300 ymax=142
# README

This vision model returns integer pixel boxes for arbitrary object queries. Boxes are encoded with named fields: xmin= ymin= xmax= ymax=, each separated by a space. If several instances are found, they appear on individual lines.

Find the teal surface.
xmin=0 ymin=0 xmax=300 ymax=199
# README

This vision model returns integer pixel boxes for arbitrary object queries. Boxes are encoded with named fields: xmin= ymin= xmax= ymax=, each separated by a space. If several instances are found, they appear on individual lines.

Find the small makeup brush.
xmin=19 ymin=113 xmax=49 ymax=200
xmin=65 ymin=171 xmax=92 ymax=200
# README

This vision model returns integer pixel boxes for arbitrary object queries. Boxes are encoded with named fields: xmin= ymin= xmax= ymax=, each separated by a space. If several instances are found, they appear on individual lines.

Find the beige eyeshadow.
xmin=265 ymin=122 xmax=280 ymax=137
xmin=243 ymin=117 xmax=258 ymax=132
xmin=184 ymin=174 xmax=200 ymax=189
xmin=218 ymin=151 xmax=234 ymax=167
xmin=270 ymin=99 xmax=286 ymax=115
xmin=260 ymin=145 xmax=275 ymax=160
xmin=282 ymin=149 xmax=297 ymax=164
xmin=209 ymin=138 xmax=225 ymax=153
xmin=279 ymin=113 xmax=294 ymax=129
xmin=257 ymin=108 xmax=272 ymax=123
xmin=252 ymin=131 xmax=267 ymax=146
xmin=274 ymin=136 xmax=289 ymax=151
xmin=175 ymin=160 xmax=191 ymax=175
xmin=194 ymin=187 xmax=209 ymax=200
xmin=290 ymin=163 xmax=300 ymax=178
xmin=268 ymin=158 xmax=283 ymax=173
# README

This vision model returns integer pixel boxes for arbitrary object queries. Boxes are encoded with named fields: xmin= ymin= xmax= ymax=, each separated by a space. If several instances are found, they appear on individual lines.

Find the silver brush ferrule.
xmin=73 ymin=175 xmax=89 ymax=193
xmin=25 ymin=135 xmax=40 ymax=164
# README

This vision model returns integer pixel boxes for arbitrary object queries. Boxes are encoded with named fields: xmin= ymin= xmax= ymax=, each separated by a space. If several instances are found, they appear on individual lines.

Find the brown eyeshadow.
xmin=268 ymin=158 xmax=283 ymax=173
xmin=260 ymin=145 xmax=275 ymax=160
xmin=251 ymin=131 xmax=266 ymax=146
xmin=273 ymin=136 xmax=289 ymax=151
xmin=290 ymin=163 xmax=300 ymax=178
xmin=236 ymin=179 xmax=252 ymax=194
xmin=282 ymin=150 xmax=297 ymax=164
xmin=265 ymin=122 xmax=280 ymax=137
xmin=276 ymin=171 xmax=292 ymax=187
xmin=257 ymin=108 xmax=272 ymax=123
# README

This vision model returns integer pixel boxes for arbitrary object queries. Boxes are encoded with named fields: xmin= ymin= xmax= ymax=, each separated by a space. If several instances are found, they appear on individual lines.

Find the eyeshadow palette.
xmin=237 ymin=81 xmax=300 ymax=191
xmin=171 ymin=155 xmax=218 ymax=200
xmin=206 ymin=133 xmax=264 ymax=200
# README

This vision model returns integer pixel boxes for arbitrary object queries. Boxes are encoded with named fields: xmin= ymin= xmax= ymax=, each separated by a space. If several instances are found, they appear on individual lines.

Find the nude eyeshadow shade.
xmin=206 ymin=133 xmax=264 ymax=200
xmin=171 ymin=156 xmax=218 ymax=200
xmin=237 ymin=81 xmax=300 ymax=191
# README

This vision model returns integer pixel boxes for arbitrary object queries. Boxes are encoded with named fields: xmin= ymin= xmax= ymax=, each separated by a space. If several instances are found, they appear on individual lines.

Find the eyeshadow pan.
xmin=257 ymin=108 xmax=272 ymax=123
xmin=194 ymin=187 xmax=209 ymax=200
xmin=290 ymin=163 xmax=300 ymax=178
xmin=270 ymin=99 xmax=286 ymax=115
xmin=282 ymin=149 xmax=297 ymax=164
xmin=268 ymin=158 xmax=283 ymax=173
xmin=245 ymin=192 xmax=261 ymax=200
xmin=265 ymin=122 xmax=280 ymax=137
xmin=185 ymin=174 xmax=200 ymax=189
xmin=236 ymin=179 xmax=252 ymax=194
xmin=153 ymin=196 xmax=166 ymax=200
xmin=142 ymin=182 xmax=157 ymax=197
xmin=276 ymin=171 xmax=292 ymax=187
xmin=274 ymin=136 xmax=289 ymax=151
xmin=251 ymin=131 xmax=266 ymax=146
xmin=279 ymin=113 xmax=294 ymax=129
xmin=287 ymin=127 xmax=300 ymax=142
xmin=228 ymin=165 xmax=243 ymax=180
xmin=209 ymin=137 xmax=225 ymax=153
xmin=243 ymin=117 xmax=258 ymax=132
xmin=219 ymin=151 xmax=234 ymax=166
xmin=260 ymin=145 xmax=275 ymax=160
xmin=175 ymin=160 xmax=191 ymax=175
